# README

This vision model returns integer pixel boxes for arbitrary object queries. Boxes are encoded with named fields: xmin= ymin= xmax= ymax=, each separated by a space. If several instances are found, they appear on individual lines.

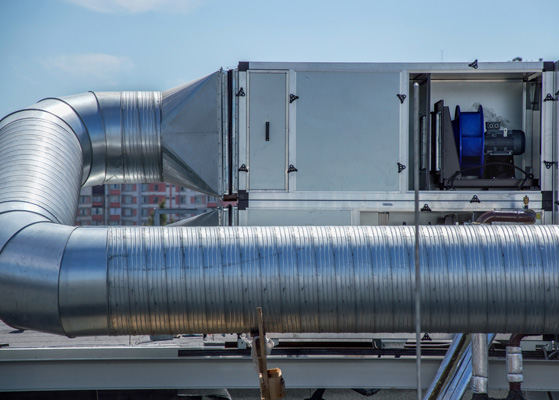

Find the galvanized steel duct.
xmin=103 ymin=225 xmax=559 ymax=335
xmin=1 ymin=80 xmax=559 ymax=336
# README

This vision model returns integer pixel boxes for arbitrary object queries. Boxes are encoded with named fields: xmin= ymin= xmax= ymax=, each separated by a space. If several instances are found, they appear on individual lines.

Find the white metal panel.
xmin=295 ymin=71 xmax=402 ymax=191
xmin=248 ymin=71 xmax=287 ymax=190
xmin=430 ymin=80 xmax=524 ymax=128
xmin=238 ymin=72 xmax=248 ymax=192
xmin=246 ymin=209 xmax=351 ymax=226
xmin=247 ymin=61 xmax=545 ymax=74
xmin=288 ymin=69 xmax=297 ymax=192
xmin=541 ymin=72 xmax=555 ymax=193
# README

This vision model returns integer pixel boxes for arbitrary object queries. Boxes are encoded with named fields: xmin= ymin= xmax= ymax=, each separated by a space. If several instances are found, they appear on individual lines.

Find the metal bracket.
xmin=236 ymin=87 xmax=246 ymax=97
xmin=287 ymin=164 xmax=298 ymax=173
xmin=543 ymin=160 xmax=557 ymax=169
xmin=238 ymin=164 xmax=248 ymax=172
xmin=470 ymin=195 xmax=481 ymax=203
xmin=422 ymin=333 xmax=432 ymax=342
xmin=255 ymin=307 xmax=271 ymax=400
xmin=543 ymin=93 xmax=557 ymax=102
xmin=397 ymin=162 xmax=406 ymax=173
xmin=396 ymin=94 xmax=406 ymax=104
xmin=289 ymin=94 xmax=299 ymax=103
xmin=238 ymin=190 xmax=249 ymax=210
xmin=421 ymin=204 xmax=432 ymax=212
xmin=468 ymin=59 xmax=479 ymax=69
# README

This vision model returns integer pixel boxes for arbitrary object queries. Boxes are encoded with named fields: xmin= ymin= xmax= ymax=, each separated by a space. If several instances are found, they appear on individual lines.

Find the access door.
xmin=248 ymin=71 xmax=287 ymax=190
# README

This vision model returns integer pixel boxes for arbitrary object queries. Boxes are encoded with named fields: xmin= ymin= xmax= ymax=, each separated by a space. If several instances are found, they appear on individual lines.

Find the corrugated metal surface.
xmin=119 ymin=91 xmax=162 ymax=183
xmin=0 ymin=111 xmax=83 ymax=224
xmin=102 ymin=225 xmax=559 ymax=335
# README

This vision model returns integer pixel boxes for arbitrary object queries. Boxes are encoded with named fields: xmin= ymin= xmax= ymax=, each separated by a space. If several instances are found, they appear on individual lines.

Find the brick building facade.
xmin=76 ymin=184 xmax=218 ymax=226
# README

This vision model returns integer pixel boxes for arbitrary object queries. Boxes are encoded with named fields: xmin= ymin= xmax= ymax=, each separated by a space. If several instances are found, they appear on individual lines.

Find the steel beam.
xmin=1 ymin=347 xmax=558 ymax=392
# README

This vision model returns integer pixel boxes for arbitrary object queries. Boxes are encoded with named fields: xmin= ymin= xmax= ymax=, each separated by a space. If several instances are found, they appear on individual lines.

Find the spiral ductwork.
xmin=0 ymin=110 xmax=83 ymax=224
xmin=0 ymin=72 xmax=559 ymax=337
xmin=97 ymin=225 xmax=559 ymax=335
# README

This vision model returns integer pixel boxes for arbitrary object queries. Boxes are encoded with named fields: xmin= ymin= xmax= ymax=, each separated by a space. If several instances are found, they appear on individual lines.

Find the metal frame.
xmin=1 ymin=347 xmax=558 ymax=392
xmin=236 ymin=61 xmax=552 ymax=226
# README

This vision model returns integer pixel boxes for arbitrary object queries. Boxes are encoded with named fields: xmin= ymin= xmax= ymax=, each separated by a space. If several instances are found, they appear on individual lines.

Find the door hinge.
xmin=396 ymin=94 xmax=406 ymax=104
xmin=289 ymin=94 xmax=299 ymax=103
xmin=236 ymin=87 xmax=245 ymax=97
xmin=397 ymin=162 xmax=406 ymax=173
xmin=238 ymin=164 xmax=248 ymax=172
xmin=287 ymin=164 xmax=298 ymax=173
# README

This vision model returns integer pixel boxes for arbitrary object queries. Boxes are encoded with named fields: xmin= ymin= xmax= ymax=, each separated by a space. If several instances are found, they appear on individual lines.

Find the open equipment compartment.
xmin=409 ymin=68 xmax=546 ymax=192
xmin=234 ymin=61 xmax=556 ymax=227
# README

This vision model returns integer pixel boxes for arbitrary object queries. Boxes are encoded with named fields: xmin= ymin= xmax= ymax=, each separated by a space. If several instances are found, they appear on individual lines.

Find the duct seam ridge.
xmin=121 ymin=92 xmax=162 ymax=183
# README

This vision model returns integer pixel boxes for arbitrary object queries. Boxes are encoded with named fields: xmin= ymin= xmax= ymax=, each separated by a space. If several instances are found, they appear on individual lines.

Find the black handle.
xmin=265 ymin=121 xmax=270 ymax=141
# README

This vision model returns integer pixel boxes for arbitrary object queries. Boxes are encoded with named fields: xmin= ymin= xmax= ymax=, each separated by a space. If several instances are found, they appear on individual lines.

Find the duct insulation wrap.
xmin=13 ymin=224 xmax=554 ymax=337
xmin=472 ymin=333 xmax=489 ymax=394
xmin=506 ymin=346 xmax=523 ymax=383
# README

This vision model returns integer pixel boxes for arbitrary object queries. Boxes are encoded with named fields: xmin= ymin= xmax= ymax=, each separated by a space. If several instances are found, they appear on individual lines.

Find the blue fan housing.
xmin=452 ymin=105 xmax=484 ymax=177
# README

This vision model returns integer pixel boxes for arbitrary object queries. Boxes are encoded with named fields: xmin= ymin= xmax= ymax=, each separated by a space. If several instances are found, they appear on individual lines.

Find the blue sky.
xmin=1 ymin=0 xmax=557 ymax=117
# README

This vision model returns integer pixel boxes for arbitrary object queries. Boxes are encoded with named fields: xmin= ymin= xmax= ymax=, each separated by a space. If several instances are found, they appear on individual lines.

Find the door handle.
xmin=265 ymin=121 xmax=270 ymax=141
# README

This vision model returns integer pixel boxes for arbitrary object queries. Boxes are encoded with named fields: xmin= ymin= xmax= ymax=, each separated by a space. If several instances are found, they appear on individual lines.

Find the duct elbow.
xmin=0 ymin=215 xmax=110 ymax=337
xmin=0 ymin=215 xmax=75 ymax=335
xmin=59 ymin=91 xmax=164 ymax=187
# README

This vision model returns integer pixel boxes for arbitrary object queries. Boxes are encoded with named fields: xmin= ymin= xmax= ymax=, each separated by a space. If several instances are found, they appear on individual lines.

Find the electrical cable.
xmin=448 ymin=162 xmax=534 ymax=189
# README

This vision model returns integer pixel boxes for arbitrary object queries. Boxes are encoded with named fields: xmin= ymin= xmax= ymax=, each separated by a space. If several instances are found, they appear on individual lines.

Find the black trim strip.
xmin=238 ymin=61 xmax=249 ymax=71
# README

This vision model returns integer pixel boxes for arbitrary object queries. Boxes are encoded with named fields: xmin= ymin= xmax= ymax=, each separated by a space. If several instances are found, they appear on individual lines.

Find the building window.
xmin=142 ymin=197 xmax=148 ymax=204
xmin=92 ymin=207 xmax=103 ymax=215
xmin=109 ymin=195 xmax=119 ymax=203
xmin=92 ymin=196 xmax=103 ymax=203
xmin=153 ymin=197 xmax=159 ymax=204
xmin=79 ymin=196 xmax=90 ymax=204
xmin=78 ymin=208 xmax=89 ymax=216
xmin=123 ymin=195 xmax=132 ymax=204
xmin=109 ymin=220 xmax=119 ymax=226
xmin=110 ymin=184 xmax=120 ymax=190
xmin=180 ymin=196 xmax=186 ymax=204
xmin=141 ymin=184 xmax=149 ymax=191
xmin=141 ymin=209 xmax=150 ymax=217
xmin=124 ymin=184 xmax=135 ymax=192
xmin=123 ymin=208 xmax=133 ymax=216
xmin=191 ymin=195 xmax=205 ymax=204
xmin=109 ymin=208 xmax=121 ymax=216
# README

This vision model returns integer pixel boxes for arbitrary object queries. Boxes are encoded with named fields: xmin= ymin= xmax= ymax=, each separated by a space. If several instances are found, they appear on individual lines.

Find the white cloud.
xmin=62 ymin=0 xmax=200 ymax=14
xmin=42 ymin=53 xmax=135 ymax=83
